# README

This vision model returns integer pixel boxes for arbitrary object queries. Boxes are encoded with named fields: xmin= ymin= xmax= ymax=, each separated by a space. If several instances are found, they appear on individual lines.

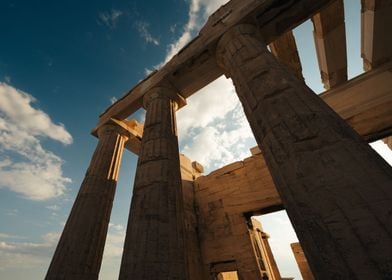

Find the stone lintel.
xmin=97 ymin=0 xmax=336 ymax=127
xmin=312 ymin=0 xmax=348 ymax=89
xmin=320 ymin=61 xmax=392 ymax=141
xmin=361 ymin=0 xmax=392 ymax=71
xmin=269 ymin=30 xmax=303 ymax=80
xmin=93 ymin=61 xmax=392 ymax=159
xmin=92 ymin=118 xmax=143 ymax=155
xmin=143 ymin=86 xmax=187 ymax=110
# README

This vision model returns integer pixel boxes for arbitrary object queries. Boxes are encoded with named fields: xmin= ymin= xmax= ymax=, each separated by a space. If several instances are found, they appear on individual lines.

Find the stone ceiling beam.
xmin=361 ymin=0 xmax=392 ymax=71
xmin=269 ymin=30 xmax=303 ymax=80
xmin=383 ymin=137 xmax=392 ymax=150
xmin=320 ymin=61 xmax=392 ymax=141
xmin=92 ymin=119 xmax=143 ymax=155
xmin=312 ymin=0 xmax=348 ymax=89
xmin=97 ymin=0 xmax=336 ymax=127
xmin=106 ymin=62 xmax=392 ymax=155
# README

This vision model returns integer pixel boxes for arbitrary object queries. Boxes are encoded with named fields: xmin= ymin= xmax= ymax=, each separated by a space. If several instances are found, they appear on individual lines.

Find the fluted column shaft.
xmin=216 ymin=24 xmax=392 ymax=279
xmin=46 ymin=124 xmax=128 ymax=280
xmin=119 ymin=87 xmax=186 ymax=279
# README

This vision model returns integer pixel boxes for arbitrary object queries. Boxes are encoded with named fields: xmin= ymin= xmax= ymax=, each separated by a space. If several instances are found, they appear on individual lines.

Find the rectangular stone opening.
xmin=252 ymin=210 xmax=302 ymax=280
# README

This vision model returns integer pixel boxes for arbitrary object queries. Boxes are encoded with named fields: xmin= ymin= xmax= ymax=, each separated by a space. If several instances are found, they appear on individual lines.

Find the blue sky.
xmin=1 ymin=0 xmax=391 ymax=279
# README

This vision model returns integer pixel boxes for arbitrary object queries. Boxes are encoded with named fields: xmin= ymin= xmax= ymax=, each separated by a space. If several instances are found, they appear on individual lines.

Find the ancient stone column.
xmin=46 ymin=120 xmax=130 ymax=280
xmin=216 ymin=24 xmax=392 ymax=279
xmin=291 ymin=243 xmax=315 ymax=280
xmin=119 ymin=86 xmax=186 ymax=279
xmin=259 ymin=231 xmax=281 ymax=280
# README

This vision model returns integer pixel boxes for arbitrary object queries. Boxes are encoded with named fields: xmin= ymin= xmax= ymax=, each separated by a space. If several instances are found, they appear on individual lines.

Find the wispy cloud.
xmin=98 ymin=9 xmax=123 ymax=29
xmin=146 ymin=0 xmax=251 ymax=172
xmin=177 ymin=77 xmax=255 ymax=171
xmin=102 ymin=223 xmax=125 ymax=258
xmin=0 ymin=232 xmax=59 ymax=270
xmin=45 ymin=205 xmax=60 ymax=211
xmin=0 ymin=83 xmax=72 ymax=144
xmin=0 ymin=224 xmax=125 ymax=276
xmin=169 ymin=24 xmax=177 ymax=34
xmin=256 ymin=212 xmax=302 ymax=279
xmin=0 ymin=233 xmax=26 ymax=240
xmin=135 ymin=21 xmax=160 ymax=46
xmin=158 ymin=0 xmax=229 ymax=67
xmin=99 ymin=223 xmax=126 ymax=278
xmin=5 ymin=209 xmax=18 ymax=216
xmin=110 ymin=96 xmax=117 ymax=104
xmin=145 ymin=0 xmax=229 ymax=74
xmin=0 ymin=83 xmax=72 ymax=200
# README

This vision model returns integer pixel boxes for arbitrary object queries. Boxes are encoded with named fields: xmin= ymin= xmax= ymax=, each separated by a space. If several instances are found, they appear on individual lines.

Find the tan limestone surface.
xmin=291 ymin=243 xmax=315 ymax=280
xmin=216 ymin=23 xmax=392 ymax=279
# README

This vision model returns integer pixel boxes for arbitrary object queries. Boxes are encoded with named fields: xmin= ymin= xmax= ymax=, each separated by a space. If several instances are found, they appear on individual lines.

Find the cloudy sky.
xmin=0 ymin=0 xmax=391 ymax=279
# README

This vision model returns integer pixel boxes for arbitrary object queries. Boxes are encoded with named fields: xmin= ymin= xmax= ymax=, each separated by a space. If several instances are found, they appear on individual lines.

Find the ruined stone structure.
xmin=290 ymin=243 xmax=314 ymax=280
xmin=46 ymin=0 xmax=392 ymax=279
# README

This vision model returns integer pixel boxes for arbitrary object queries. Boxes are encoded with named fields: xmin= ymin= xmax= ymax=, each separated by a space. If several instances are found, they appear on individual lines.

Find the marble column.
xmin=216 ymin=24 xmax=392 ymax=279
xmin=46 ymin=120 xmax=130 ymax=280
xmin=119 ymin=86 xmax=186 ymax=279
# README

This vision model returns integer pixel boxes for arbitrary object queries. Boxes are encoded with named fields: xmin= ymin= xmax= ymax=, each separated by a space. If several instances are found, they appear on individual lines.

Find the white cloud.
xmin=256 ymin=212 xmax=302 ymax=279
xmin=110 ymin=96 xmax=117 ymax=104
xmin=177 ymin=77 xmax=255 ymax=172
xmin=155 ymin=0 xmax=229 ymax=69
xmin=169 ymin=24 xmax=177 ymax=34
xmin=0 ymin=83 xmax=72 ymax=200
xmin=0 ymin=233 xmax=26 ymax=240
xmin=0 ymin=232 xmax=59 ymax=270
xmin=98 ymin=9 xmax=123 ymax=29
xmin=0 ymin=224 xmax=127 ymax=277
xmin=177 ymin=76 xmax=238 ymax=137
xmin=370 ymin=140 xmax=392 ymax=166
xmin=0 ymin=224 xmax=126 ymax=274
xmin=5 ymin=209 xmax=18 ymax=216
xmin=46 ymin=205 xmax=60 ymax=211
xmin=145 ymin=0 xmax=252 ymax=172
xmin=102 ymin=223 xmax=125 ymax=259
xmin=99 ymin=223 xmax=126 ymax=279
xmin=0 ymin=84 xmax=72 ymax=144
xmin=135 ymin=21 xmax=160 ymax=46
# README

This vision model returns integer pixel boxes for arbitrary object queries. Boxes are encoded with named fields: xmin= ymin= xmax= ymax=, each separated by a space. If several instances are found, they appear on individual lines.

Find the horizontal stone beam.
xmin=320 ymin=61 xmax=392 ymax=141
xmin=102 ymin=62 xmax=392 ymax=155
xmin=97 ymin=0 xmax=335 ymax=127
xmin=91 ymin=118 xmax=143 ymax=155
xmin=361 ymin=0 xmax=392 ymax=71
xmin=312 ymin=0 xmax=348 ymax=89
xmin=269 ymin=30 xmax=303 ymax=80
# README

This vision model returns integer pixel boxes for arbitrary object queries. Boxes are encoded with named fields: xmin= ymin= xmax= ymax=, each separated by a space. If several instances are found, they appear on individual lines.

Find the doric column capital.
xmin=95 ymin=118 xmax=139 ymax=141
xmin=96 ymin=123 xmax=125 ymax=139
xmin=143 ymin=86 xmax=186 ymax=110
xmin=216 ymin=24 xmax=266 ymax=73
